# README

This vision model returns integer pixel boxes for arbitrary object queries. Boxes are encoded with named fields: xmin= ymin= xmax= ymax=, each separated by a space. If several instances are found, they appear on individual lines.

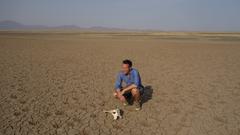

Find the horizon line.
xmin=0 ymin=20 xmax=240 ymax=33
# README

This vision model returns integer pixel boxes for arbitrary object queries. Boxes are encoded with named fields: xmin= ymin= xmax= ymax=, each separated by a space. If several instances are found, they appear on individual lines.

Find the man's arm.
xmin=121 ymin=84 xmax=137 ymax=95
xmin=114 ymin=73 xmax=122 ymax=91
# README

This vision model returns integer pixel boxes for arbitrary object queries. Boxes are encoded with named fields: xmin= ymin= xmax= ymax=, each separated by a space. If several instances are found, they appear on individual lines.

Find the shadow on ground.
xmin=141 ymin=85 xmax=153 ymax=106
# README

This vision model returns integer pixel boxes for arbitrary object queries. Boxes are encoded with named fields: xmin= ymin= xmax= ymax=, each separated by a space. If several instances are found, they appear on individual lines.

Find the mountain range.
xmin=0 ymin=20 xmax=139 ymax=31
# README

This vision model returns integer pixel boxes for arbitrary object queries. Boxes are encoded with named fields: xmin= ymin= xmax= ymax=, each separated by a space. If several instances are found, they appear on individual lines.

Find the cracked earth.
xmin=0 ymin=32 xmax=240 ymax=135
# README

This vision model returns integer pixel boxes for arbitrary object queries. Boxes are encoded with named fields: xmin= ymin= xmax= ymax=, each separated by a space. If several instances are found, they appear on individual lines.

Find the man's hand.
xmin=115 ymin=91 xmax=125 ymax=102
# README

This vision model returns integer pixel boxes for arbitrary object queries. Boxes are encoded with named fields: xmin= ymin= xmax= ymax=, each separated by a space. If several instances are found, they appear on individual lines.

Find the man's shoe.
xmin=135 ymin=101 xmax=141 ymax=111
xmin=123 ymin=101 xmax=129 ymax=106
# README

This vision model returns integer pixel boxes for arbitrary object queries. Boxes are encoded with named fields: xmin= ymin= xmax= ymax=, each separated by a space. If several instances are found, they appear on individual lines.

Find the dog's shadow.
xmin=125 ymin=85 xmax=153 ymax=106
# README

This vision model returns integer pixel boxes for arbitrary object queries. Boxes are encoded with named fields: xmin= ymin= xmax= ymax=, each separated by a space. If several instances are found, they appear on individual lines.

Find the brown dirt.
xmin=0 ymin=31 xmax=240 ymax=135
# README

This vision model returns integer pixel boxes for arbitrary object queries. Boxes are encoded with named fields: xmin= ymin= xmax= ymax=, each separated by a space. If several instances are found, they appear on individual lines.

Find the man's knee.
xmin=131 ymin=88 xmax=140 ymax=96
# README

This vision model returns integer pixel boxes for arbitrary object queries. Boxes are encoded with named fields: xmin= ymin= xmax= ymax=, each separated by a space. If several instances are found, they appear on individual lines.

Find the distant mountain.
xmin=0 ymin=20 xmax=82 ymax=30
xmin=87 ymin=26 xmax=132 ymax=31
xmin=0 ymin=20 xmax=140 ymax=31
xmin=53 ymin=25 xmax=80 ymax=29
xmin=0 ymin=20 xmax=25 ymax=29
xmin=0 ymin=20 xmax=48 ymax=29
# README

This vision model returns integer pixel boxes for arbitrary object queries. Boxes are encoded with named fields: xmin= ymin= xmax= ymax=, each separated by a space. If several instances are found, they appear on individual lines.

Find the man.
xmin=114 ymin=59 xmax=144 ymax=111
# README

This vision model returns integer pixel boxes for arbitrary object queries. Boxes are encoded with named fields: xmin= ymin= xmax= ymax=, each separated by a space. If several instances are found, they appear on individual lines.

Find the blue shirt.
xmin=115 ymin=68 xmax=143 ymax=91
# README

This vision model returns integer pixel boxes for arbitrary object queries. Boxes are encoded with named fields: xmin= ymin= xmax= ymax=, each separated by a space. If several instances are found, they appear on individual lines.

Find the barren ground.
xmin=0 ymin=31 xmax=240 ymax=135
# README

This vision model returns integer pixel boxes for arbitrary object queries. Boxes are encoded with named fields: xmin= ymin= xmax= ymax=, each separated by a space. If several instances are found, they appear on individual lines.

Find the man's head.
xmin=122 ymin=59 xmax=132 ymax=74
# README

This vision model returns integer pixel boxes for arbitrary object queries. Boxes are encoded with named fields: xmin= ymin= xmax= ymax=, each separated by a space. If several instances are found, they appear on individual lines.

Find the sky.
xmin=0 ymin=0 xmax=240 ymax=31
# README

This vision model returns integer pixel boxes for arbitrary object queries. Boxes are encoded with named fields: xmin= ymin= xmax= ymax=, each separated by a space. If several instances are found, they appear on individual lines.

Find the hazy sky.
xmin=0 ymin=0 xmax=240 ymax=31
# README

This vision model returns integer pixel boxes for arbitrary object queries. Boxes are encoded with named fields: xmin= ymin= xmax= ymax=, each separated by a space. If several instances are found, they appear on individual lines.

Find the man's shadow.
xmin=141 ymin=85 xmax=153 ymax=106
xmin=124 ymin=85 xmax=153 ymax=106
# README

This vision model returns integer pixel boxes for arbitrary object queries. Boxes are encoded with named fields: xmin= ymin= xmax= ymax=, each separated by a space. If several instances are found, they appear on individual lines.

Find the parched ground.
xmin=0 ymin=31 xmax=240 ymax=135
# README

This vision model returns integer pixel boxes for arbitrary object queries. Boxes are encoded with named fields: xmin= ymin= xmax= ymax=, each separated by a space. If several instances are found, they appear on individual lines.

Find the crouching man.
xmin=114 ymin=59 xmax=144 ymax=111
